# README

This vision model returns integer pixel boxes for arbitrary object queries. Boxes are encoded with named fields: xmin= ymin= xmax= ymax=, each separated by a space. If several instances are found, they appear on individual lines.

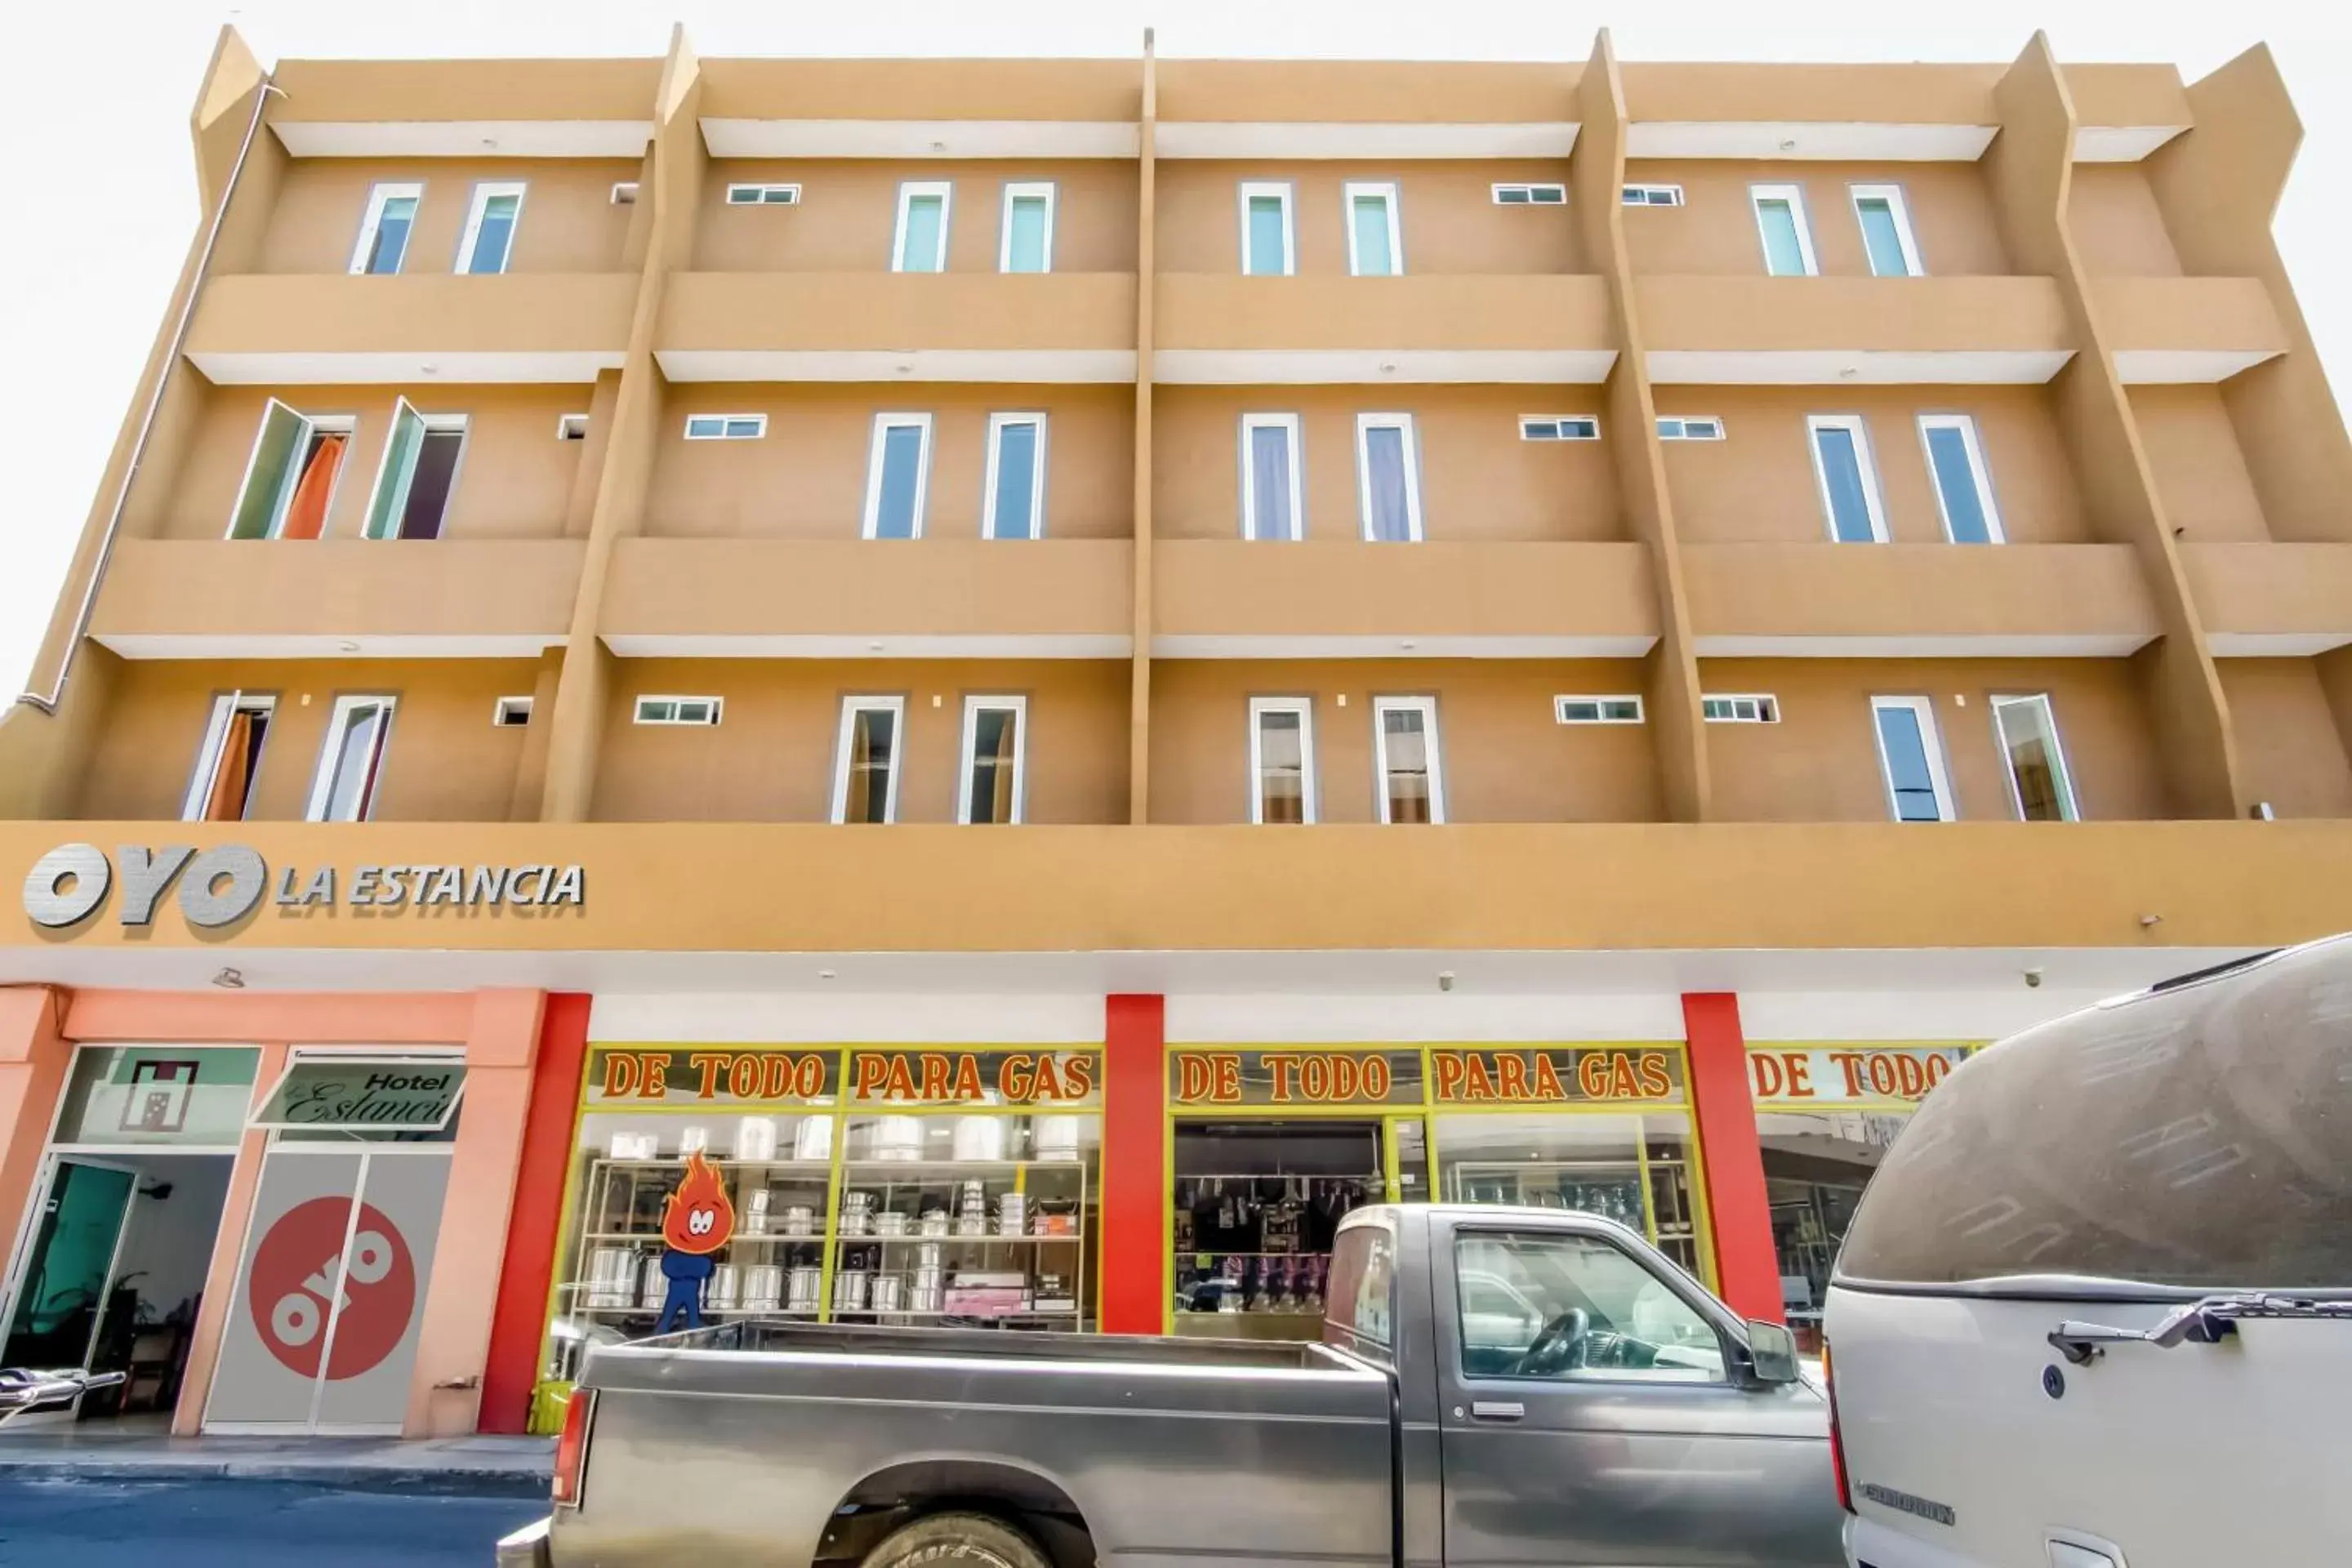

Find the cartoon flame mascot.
xmin=653 ymin=1150 xmax=735 ymax=1334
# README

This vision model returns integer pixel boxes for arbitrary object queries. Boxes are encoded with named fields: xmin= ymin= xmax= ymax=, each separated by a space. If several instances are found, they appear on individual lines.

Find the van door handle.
xmin=1469 ymin=1401 xmax=1525 ymax=1422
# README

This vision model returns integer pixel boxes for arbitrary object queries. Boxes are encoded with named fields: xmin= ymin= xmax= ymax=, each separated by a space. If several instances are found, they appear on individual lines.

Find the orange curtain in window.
xmin=278 ymin=434 xmax=345 ymax=541
xmin=202 ymin=710 xmax=255 ymax=821
xmin=990 ymin=717 xmax=1018 ymax=822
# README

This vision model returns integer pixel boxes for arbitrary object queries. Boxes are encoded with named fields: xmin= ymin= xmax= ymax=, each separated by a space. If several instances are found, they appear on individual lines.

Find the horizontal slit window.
xmin=684 ymin=414 xmax=766 ymax=440
xmin=1623 ymin=184 xmax=1685 ymax=207
xmin=1493 ymin=184 xmax=1567 ymax=205
xmin=1556 ymin=696 xmax=1644 ymax=724
xmin=1657 ymin=416 xmax=1725 ymax=441
xmin=725 ymin=183 xmax=801 ymax=206
xmin=635 ymin=696 xmax=723 ymax=726
xmin=1521 ymin=416 xmax=1600 ymax=441
xmin=1702 ymin=694 xmax=1780 ymax=724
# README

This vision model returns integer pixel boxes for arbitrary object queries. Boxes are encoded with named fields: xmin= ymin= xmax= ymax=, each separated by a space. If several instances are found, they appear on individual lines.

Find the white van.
xmin=1822 ymin=938 xmax=2352 ymax=1568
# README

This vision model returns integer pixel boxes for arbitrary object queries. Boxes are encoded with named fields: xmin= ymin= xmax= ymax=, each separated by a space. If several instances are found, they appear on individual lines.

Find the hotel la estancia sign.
xmin=22 ymin=842 xmax=585 ymax=930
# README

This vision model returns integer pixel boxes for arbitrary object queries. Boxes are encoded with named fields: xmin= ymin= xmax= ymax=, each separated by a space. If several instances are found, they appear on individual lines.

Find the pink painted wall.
xmin=0 ymin=988 xmax=73 ymax=1298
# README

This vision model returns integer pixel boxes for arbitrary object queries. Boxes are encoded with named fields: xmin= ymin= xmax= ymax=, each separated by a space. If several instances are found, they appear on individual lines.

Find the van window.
xmin=1838 ymin=942 xmax=2352 ymax=1294
xmin=1325 ymin=1223 xmax=1396 ymax=1352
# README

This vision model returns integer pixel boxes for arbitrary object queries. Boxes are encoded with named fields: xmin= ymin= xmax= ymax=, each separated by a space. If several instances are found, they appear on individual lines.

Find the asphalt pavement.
xmin=0 ymin=1475 xmax=543 ymax=1565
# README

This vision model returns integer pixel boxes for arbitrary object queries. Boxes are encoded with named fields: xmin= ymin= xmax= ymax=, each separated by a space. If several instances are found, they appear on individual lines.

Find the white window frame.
xmin=1806 ymin=414 xmax=1891 ymax=545
xmin=1989 ymin=693 xmax=2080 ymax=822
xmin=683 ymin=413 xmax=766 ymax=440
xmin=1622 ymin=183 xmax=1686 ymax=207
xmin=1355 ymin=412 xmax=1425 ymax=544
xmin=1238 ymin=412 xmax=1304 ymax=542
xmin=1702 ymin=693 xmax=1780 ymax=724
xmin=224 ymin=402 xmax=358 ymax=540
xmin=1520 ymin=416 xmax=1601 ymax=442
xmin=724 ymin=182 xmax=801 ymax=206
xmin=1554 ymin=695 xmax=1645 ymax=725
xmin=1749 ymin=183 xmax=1819 ymax=277
xmin=181 ymin=692 xmax=277 ymax=821
xmin=1371 ymin=695 xmax=1446 ymax=825
xmin=633 ymin=695 xmax=723 ymax=727
xmin=454 ymin=180 xmax=528 ymax=275
xmin=1849 ymin=183 xmax=1925 ymax=278
xmin=1492 ymin=184 xmax=1568 ymax=205
xmin=304 ymin=695 xmax=397 ymax=823
xmin=361 ymin=401 xmax=468 ymax=542
xmin=1237 ymin=181 xmax=1296 ymax=277
xmin=492 ymin=696 xmax=534 ymax=728
xmin=1656 ymin=416 xmax=1726 ymax=442
xmin=862 ymin=412 xmax=935 ymax=540
xmin=892 ymin=180 xmax=953 ymax=273
xmin=1915 ymin=413 xmax=2006 ymax=545
xmin=555 ymin=413 xmax=590 ymax=442
xmin=831 ymin=696 xmax=908 ymax=826
xmin=1247 ymin=697 xmax=1318 ymax=826
xmin=348 ymin=181 xmax=423 ymax=275
xmin=982 ymin=412 xmax=1049 ymax=540
xmin=998 ymin=181 xmax=1057 ymax=274
xmin=957 ymin=695 xmax=1028 ymax=826
xmin=1870 ymin=695 xmax=1958 ymax=824
xmin=1343 ymin=180 xmax=1405 ymax=277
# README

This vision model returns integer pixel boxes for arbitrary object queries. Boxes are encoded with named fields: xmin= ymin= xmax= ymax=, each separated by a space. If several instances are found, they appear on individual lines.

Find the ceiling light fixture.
xmin=337 ymin=639 xmax=362 ymax=653
xmin=1779 ymin=137 xmax=1797 ymax=151
xmin=212 ymin=967 xmax=246 ymax=990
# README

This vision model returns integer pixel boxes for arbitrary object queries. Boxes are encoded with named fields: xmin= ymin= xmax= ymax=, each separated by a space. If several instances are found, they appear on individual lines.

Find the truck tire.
xmin=859 ymin=1512 xmax=1054 ymax=1568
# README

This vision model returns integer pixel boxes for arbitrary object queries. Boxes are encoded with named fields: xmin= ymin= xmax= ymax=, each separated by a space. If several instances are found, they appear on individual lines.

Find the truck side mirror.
xmin=1743 ymin=1320 xmax=1801 ymax=1385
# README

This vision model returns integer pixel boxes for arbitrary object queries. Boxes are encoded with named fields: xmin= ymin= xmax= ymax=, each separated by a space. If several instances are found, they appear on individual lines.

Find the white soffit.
xmin=271 ymin=120 xmax=653 ymax=158
xmin=1646 ymin=350 xmax=2072 ymax=385
xmin=601 ymin=634 xmax=1133 ymax=659
xmin=1626 ymin=121 xmax=1996 ymax=161
xmin=1152 ymin=635 xmax=1657 ymax=659
xmin=2207 ymin=632 xmax=2352 ymax=657
xmin=2072 ymin=125 xmax=2189 ymax=162
xmin=188 ymin=350 xmax=624 ymax=385
xmin=1155 ymin=121 xmax=1578 ymax=159
xmin=655 ymin=349 xmax=1138 ymax=384
xmin=2112 ymin=348 xmax=2283 ymax=384
xmin=700 ymin=118 xmax=1141 ymax=159
xmin=93 ymin=634 xmax=567 ymax=660
xmin=1154 ymin=349 xmax=1617 ymax=385
xmin=1691 ymin=634 xmax=2154 ymax=658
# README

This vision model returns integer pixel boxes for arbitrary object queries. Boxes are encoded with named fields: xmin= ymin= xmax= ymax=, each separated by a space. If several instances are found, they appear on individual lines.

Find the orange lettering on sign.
xmin=1214 ymin=1056 xmax=1241 ymax=1102
xmin=1464 ymin=1054 xmax=1496 ymax=1101
xmin=1577 ymin=1054 xmax=1608 ymax=1098
xmin=1637 ymin=1052 xmax=1672 ymax=1098
xmin=1267 ymin=1054 xmax=1299 ymax=1102
xmin=1062 ymin=1054 xmax=1097 ymax=1099
xmin=1749 ymin=1053 xmax=1782 ymax=1100
xmin=1300 ymin=1054 xmax=1333 ymax=1101
xmin=1363 ymin=1055 xmax=1392 ymax=1100
xmin=1432 ymin=1053 xmax=1466 ymax=1101
xmin=687 ymin=1053 xmax=727 ymax=1099
xmin=951 ymin=1054 xmax=982 ymax=1101
xmin=853 ymin=1054 xmax=890 ymax=1099
xmin=1492 ymin=1054 xmax=1529 ymax=1101
xmin=1177 ymin=1055 xmax=1214 ymax=1103
xmin=760 ymin=1054 xmax=794 ymax=1099
xmin=919 ymin=1054 xmax=951 ymax=1101
xmin=638 ymin=1053 xmax=672 ymax=1098
xmin=1531 ymin=1054 xmax=1566 ymax=1102
xmin=1000 ymin=1054 xmax=1036 ymax=1102
xmin=600 ymin=1053 xmax=640 ymax=1099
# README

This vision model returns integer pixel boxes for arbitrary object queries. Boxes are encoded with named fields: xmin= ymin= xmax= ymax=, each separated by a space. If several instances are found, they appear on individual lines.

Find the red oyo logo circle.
xmin=245 ymin=1197 xmax=417 ymax=1380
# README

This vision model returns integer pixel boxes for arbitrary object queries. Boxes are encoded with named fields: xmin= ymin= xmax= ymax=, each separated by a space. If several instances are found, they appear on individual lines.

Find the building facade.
xmin=3 ymin=25 xmax=2352 ymax=1438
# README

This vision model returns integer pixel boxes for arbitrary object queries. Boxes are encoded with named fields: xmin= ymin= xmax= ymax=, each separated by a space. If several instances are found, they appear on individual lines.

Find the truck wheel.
xmin=860 ymin=1512 xmax=1054 ymax=1568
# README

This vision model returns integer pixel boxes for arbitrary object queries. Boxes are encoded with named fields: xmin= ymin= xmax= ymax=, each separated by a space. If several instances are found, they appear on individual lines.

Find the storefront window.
xmin=1748 ymin=1044 xmax=1973 ymax=1349
xmin=51 ymin=1045 xmax=261 ymax=1148
xmin=1432 ymin=1111 xmax=1706 ymax=1278
xmin=1171 ymin=1119 xmax=1385 ymax=1339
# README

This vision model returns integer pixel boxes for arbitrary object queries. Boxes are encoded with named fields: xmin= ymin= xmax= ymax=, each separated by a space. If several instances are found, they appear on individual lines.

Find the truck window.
xmin=1838 ymin=941 xmax=2352 ymax=1294
xmin=1325 ymin=1223 xmax=1395 ymax=1352
xmin=1454 ymin=1232 xmax=1726 ymax=1383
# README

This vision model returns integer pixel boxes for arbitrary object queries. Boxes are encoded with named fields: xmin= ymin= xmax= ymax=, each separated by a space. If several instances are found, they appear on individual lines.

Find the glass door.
xmin=1 ymin=1158 xmax=139 ymax=1403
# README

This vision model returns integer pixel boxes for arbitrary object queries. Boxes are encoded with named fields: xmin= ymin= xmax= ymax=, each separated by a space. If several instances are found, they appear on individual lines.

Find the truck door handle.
xmin=1469 ymin=1401 xmax=1525 ymax=1423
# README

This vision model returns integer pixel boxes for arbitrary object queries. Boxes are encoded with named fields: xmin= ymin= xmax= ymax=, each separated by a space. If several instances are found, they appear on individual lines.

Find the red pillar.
xmin=1682 ymin=991 xmax=1781 ymax=1324
xmin=479 ymin=991 xmax=592 ymax=1432
xmin=1101 ymin=993 xmax=1166 ymax=1334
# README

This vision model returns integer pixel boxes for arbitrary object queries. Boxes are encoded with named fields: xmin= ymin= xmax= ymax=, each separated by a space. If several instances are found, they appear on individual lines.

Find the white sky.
xmin=4 ymin=0 xmax=2349 ymax=694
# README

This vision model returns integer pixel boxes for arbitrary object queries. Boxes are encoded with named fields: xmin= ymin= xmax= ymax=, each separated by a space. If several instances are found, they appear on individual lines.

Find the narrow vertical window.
xmin=1000 ymin=183 xmax=1054 ymax=274
xmin=363 ymin=401 xmax=466 ymax=541
xmin=1239 ymin=413 xmax=1303 ymax=541
xmin=1991 ymin=694 xmax=2078 ymax=822
xmin=307 ymin=696 xmax=397 ymax=822
xmin=228 ymin=402 xmax=354 ymax=541
xmin=1240 ymin=182 xmax=1294 ymax=277
xmin=182 ymin=693 xmax=274 ymax=822
xmin=1344 ymin=181 xmax=1403 ymax=277
xmin=982 ymin=413 xmax=1047 ymax=541
xmin=1249 ymin=697 xmax=1316 ymax=825
xmin=1871 ymin=696 xmax=1956 ymax=823
xmin=1918 ymin=414 xmax=2004 ymax=544
xmin=862 ymin=413 xmax=933 ymax=540
xmin=831 ymin=697 xmax=906 ymax=825
xmin=456 ymin=182 xmax=527 ymax=275
xmin=350 ymin=182 xmax=422 ymax=276
xmin=1850 ymin=185 xmax=1924 ymax=278
xmin=893 ymin=181 xmax=952 ymax=273
xmin=1807 ymin=415 xmax=1888 ymax=544
xmin=959 ymin=697 xmax=1027 ymax=826
xmin=1373 ymin=697 xmax=1444 ymax=825
xmin=1356 ymin=414 xmax=1423 ymax=542
xmin=1749 ymin=184 xmax=1818 ymax=277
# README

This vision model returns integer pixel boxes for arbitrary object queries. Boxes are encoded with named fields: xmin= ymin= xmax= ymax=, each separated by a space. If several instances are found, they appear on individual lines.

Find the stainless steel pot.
xmin=740 ymin=1265 xmax=783 ymax=1312
xmin=786 ymin=1265 xmax=824 ymax=1312
xmin=869 ymin=1274 xmax=906 ymax=1312
xmin=832 ymin=1269 xmax=871 ymax=1312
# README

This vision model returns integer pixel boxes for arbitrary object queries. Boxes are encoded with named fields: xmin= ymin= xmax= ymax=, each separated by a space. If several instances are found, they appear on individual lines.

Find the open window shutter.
xmin=365 ymin=400 xmax=426 ymax=541
xmin=230 ymin=402 xmax=306 ymax=540
xmin=991 ymin=712 xmax=1018 ymax=822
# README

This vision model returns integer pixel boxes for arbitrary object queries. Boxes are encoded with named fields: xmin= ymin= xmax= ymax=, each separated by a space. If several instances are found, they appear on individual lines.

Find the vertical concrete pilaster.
xmin=1129 ymin=35 xmax=1158 ymax=823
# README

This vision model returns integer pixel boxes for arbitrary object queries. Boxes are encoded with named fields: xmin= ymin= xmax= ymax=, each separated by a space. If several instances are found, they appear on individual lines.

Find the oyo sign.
xmin=20 ymin=842 xmax=585 ymax=929
xmin=246 ymin=1196 xmax=418 ymax=1380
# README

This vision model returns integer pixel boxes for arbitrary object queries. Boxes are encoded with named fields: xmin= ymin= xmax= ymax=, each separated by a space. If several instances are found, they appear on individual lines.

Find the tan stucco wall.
xmin=1621 ymin=158 xmax=2012 ymax=276
xmin=2214 ymin=658 xmax=2352 ymax=820
xmin=254 ymin=158 xmax=638 ymax=276
xmin=2125 ymin=385 xmax=2271 ymax=544
xmin=2064 ymin=164 xmax=2184 ymax=277
xmin=1154 ymin=161 xmax=1588 ymax=276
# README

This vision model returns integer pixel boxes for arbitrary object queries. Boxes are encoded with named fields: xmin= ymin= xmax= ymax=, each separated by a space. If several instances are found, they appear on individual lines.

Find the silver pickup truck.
xmin=501 ymin=1205 xmax=1840 ymax=1568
